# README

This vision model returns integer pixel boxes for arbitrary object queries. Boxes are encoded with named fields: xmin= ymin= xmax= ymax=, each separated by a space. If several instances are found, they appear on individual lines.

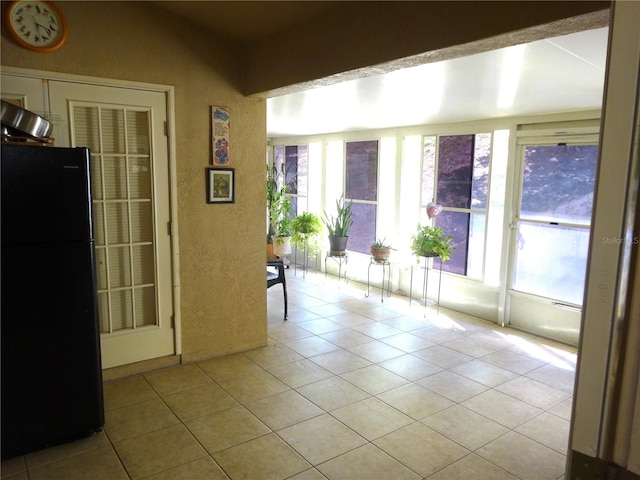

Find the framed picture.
xmin=206 ymin=167 xmax=235 ymax=204
xmin=211 ymin=106 xmax=230 ymax=165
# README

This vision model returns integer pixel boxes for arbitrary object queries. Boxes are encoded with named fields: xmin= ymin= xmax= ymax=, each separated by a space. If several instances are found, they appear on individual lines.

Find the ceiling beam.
xmin=244 ymin=1 xmax=610 ymax=97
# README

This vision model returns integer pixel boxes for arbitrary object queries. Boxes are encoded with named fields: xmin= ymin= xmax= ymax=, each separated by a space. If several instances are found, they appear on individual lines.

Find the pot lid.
xmin=1 ymin=100 xmax=52 ymax=139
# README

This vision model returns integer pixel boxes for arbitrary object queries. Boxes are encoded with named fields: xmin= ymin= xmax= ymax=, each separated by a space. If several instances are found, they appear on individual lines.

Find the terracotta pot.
xmin=370 ymin=247 xmax=391 ymax=260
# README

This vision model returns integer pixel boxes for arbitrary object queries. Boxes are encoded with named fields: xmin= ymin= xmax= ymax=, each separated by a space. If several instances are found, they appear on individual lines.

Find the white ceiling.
xmin=267 ymin=27 xmax=608 ymax=138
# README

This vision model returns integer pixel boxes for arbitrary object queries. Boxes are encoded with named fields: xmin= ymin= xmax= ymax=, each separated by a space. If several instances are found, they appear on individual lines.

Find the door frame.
xmin=1 ymin=66 xmax=182 ymax=360
xmin=570 ymin=0 xmax=640 ymax=471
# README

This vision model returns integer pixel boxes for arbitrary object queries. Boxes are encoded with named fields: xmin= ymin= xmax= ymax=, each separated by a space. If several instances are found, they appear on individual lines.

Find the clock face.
xmin=6 ymin=1 xmax=67 ymax=52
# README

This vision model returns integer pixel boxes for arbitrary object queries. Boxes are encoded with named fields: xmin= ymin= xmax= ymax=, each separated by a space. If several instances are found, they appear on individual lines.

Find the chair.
xmin=267 ymin=259 xmax=288 ymax=320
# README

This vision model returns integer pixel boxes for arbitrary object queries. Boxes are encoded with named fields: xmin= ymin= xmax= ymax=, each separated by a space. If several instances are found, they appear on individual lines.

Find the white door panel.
xmin=48 ymin=82 xmax=174 ymax=368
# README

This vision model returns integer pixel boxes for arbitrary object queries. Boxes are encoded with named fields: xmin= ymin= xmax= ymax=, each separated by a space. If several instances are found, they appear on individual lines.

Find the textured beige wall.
xmin=0 ymin=1 xmax=268 ymax=362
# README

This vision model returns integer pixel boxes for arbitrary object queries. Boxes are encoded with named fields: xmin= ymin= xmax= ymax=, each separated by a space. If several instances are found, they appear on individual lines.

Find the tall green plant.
xmin=322 ymin=195 xmax=353 ymax=237
xmin=270 ymin=191 xmax=293 ymax=238
xmin=266 ymin=162 xmax=286 ymax=242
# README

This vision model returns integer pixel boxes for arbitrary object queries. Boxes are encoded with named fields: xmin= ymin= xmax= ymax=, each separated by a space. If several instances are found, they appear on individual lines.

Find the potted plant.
xmin=266 ymin=162 xmax=285 ymax=256
xmin=291 ymin=211 xmax=322 ymax=254
xmin=322 ymin=195 xmax=353 ymax=255
xmin=370 ymin=238 xmax=393 ymax=261
xmin=410 ymin=224 xmax=454 ymax=261
xmin=270 ymin=191 xmax=293 ymax=258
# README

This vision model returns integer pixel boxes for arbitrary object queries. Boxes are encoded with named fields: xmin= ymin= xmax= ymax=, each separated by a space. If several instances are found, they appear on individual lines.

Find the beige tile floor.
xmin=1 ymin=268 xmax=577 ymax=480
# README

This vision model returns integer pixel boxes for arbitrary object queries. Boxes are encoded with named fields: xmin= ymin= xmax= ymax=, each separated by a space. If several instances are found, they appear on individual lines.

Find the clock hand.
xmin=30 ymin=15 xmax=51 ymax=39
xmin=31 ymin=16 xmax=44 ymax=32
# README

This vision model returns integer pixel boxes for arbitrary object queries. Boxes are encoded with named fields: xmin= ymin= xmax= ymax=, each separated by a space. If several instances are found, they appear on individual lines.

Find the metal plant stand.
xmin=366 ymin=258 xmax=391 ymax=302
xmin=294 ymin=243 xmax=314 ymax=278
xmin=409 ymin=253 xmax=442 ymax=314
xmin=325 ymin=252 xmax=348 ymax=283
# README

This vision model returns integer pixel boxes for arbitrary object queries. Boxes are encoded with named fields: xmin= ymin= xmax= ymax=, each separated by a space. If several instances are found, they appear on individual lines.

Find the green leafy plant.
xmin=291 ymin=211 xmax=322 ymax=252
xmin=322 ymin=195 xmax=353 ymax=237
xmin=266 ymin=163 xmax=286 ymax=243
xmin=410 ymin=224 xmax=454 ymax=262
xmin=269 ymin=190 xmax=293 ymax=240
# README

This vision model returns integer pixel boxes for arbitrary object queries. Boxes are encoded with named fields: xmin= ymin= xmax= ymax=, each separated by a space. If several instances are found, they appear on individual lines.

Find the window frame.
xmin=509 ymin=134 xmax=599 ymax=304
xmin=344 ymin=139 xmax=380 ymax=255
xmin=273 ymin=143 xmax=309 ymax=216
xmin=420 ymin=132 xmax=494 ymax=280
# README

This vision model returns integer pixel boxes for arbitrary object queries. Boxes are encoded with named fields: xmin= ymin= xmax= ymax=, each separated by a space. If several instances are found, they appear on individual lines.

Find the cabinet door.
xmin=0 ymin=74 xmax=70 ymax=142
xmin=0 ymin=74 xmax=45 ymax=111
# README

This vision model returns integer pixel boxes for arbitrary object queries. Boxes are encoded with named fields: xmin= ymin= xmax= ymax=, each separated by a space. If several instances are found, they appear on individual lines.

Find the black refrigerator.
xmin=1 ymin=143 xmax=104 ymax=459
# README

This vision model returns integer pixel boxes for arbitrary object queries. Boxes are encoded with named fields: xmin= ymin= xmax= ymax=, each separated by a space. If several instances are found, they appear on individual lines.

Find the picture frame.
xmin=211 ymin=106 xmax=230 ymax=165
xmin=206 ymin=167 xmax=235 ymax=204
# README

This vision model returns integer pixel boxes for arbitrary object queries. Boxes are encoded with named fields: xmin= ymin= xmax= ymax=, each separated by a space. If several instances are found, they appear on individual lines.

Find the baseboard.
xmin=102 ymin=355 xmax=182 ymax=381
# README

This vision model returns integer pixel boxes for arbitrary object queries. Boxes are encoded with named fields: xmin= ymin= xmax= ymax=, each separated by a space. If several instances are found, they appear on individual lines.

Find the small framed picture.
xmin=206 ymin=167 xmax=235 ymax=204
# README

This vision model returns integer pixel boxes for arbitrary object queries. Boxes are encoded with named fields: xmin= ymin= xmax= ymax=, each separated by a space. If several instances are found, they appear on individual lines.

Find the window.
xmin=512 ymin=143 xmax=597 ymax=304
xmin=273 ymin=144 xmax=308 ymax=216
xmin=421 ymin=133 xmax=491 ymax=277
xmin=345 ymin=140 xmax=379 ymax=254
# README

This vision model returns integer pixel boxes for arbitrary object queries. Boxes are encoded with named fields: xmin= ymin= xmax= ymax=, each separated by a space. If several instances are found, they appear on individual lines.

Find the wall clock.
xmin=5 ymin=1 xmax=67 ymax=53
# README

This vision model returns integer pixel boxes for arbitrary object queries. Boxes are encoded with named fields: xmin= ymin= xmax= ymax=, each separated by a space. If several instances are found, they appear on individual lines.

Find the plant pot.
xmin=370 ymin=247 xmax=391 ymax=261
xmin=328 ymin=235 xmax=348 ymax=255
xmin=273 ymin=236 xmax=292 ymax=257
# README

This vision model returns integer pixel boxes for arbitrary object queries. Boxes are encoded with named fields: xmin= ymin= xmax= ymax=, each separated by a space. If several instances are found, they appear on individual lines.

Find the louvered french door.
xmin=49 ymin=82 xmax=174 ymax=368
